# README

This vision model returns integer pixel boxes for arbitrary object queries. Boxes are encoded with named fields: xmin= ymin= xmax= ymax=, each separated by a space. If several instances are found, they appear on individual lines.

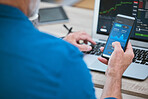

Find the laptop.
xmin=83 ymin=0 xmax=148 ymax=80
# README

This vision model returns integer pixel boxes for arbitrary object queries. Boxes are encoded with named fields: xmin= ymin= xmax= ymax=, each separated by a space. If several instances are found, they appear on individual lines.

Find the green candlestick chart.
xmin=100 ymin=1 xmax=132 ymax=15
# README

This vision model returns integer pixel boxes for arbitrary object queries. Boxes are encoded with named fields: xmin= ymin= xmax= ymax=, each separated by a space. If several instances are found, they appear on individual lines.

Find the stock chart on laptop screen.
xmin=97 ymin=0 xmax=148 ymax=42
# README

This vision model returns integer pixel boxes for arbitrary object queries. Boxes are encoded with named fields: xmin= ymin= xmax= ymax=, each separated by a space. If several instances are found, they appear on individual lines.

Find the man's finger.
xmin=112 ymin=42 xmax=121 ymax=49
xmin=100 ymin=47 xmax=104 ymax=52
xmin=111 ymin=42 xmax=124 ymax=58
xmin=125 ymin=42 xmax=134 ymax=59
xmin=78 ymin=34 xmax=96 ymax=45
xmin=98 ymin=57 xmax=108 ymax=65
xmin=78 ymin=31 xmax=92 ymax=39
xmin=76 ymin=44 xmax=92 ymax=51
xmin=125 ymin=42 xmax=133 ymax=54
xmin=112 ymin=42 xmax=123 ymax=52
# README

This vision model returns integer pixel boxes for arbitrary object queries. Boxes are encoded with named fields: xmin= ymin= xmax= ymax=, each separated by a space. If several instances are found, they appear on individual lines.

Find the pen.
xmin=63 ymin=24 xmax=73 ymax=35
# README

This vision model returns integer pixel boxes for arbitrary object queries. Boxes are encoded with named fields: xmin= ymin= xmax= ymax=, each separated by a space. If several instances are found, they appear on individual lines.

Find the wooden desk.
xmin=39 ymin=2 xmax=148 ymax=99
xmin=74 ymin=0 xmax=95 ymax=10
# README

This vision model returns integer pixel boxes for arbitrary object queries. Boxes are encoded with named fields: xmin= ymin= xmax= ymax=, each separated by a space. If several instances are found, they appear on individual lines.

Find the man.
xmin=0 ymin=0 xmax=134 ymax=99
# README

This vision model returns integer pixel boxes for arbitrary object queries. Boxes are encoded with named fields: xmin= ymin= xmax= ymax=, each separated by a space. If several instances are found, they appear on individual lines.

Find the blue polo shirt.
xmin=0 ymin=4 xmax=96 ymax=99
xmin=0 ymin=4 xmax=116 ymax=99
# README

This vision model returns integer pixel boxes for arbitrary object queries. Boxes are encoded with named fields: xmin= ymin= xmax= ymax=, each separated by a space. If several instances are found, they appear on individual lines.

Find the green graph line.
xmin=135 ymin=33 xmax=148 ymax=37
xmin=100 ymin=1 xmax=132 ymax=14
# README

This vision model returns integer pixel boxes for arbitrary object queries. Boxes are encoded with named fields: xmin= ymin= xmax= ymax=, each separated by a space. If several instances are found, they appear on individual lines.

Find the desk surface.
xmin=39 ymin=2 xmax=148 ymax=99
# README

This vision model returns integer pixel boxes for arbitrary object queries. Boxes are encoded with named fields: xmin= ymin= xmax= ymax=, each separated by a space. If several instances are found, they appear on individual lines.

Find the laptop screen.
xmin=97 ymin=0 xmax=148 ymax=42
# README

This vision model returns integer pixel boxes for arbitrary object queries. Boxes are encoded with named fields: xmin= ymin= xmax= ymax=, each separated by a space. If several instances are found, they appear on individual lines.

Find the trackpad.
xmin=88 ymin=60 xmax=107 ymax=72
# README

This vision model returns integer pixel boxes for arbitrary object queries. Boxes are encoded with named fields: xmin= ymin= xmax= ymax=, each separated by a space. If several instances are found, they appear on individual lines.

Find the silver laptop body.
xmin=84 ymin=0 xmax=148 ymax=80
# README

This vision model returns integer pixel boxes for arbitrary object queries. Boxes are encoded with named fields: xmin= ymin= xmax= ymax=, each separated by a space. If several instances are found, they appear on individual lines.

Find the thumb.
xmin=112 ymin=42 xmax=123 ymax=51
xmin=76 ymin=44 xmax=92 ymax=51
xmin=111 ymin=42 xmax=124 ymax=56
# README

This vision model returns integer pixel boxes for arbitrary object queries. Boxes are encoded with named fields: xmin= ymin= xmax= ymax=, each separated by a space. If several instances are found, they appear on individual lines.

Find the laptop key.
xmin=133 ymin=47 xmax=148 ymax=64
xmin=132 ymin=58 xmax=136 ymax=62
xmin=95 ymin=51 xmax=102 ymax=56
xmin=135 ymin=60 xmax=141 ymax=63
xmin=83 ymin=42 xmax=105 ymax=55
xmin=140 ymin=61 xmax=146 ymax=64
xmin=90 ymin=51 xmax=96 ymax=54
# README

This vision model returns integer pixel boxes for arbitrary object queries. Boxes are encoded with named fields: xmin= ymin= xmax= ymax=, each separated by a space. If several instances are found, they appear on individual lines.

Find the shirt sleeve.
xmin=57 ymin=44 xmax=96 ymax=99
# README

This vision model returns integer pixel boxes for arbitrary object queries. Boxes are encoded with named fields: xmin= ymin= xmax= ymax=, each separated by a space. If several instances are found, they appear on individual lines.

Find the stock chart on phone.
xmin=97 ymin=0 xmax=148 ymax=41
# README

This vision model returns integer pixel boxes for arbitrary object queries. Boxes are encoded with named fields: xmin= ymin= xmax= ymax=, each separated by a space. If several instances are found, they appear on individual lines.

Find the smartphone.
xmin=102 ymin=14 xmax=135 ymax=59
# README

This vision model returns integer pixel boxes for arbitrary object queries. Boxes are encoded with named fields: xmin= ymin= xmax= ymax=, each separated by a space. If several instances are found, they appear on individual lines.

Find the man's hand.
xmin=98 ymin=42 xmax=134 ymax=78
xmin=63 ymin=31 xmax=96 ymax=51
xmin=98 ymin=42 xmax=134 ymax=99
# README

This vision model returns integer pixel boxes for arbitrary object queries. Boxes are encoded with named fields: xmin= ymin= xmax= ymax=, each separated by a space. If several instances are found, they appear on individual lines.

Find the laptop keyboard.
xmin=83 ymin=42 xmax=148 ymax=65
xmin=83 ymin=42 xmax=105 ymax=56
xmin=133 ymin=48 xmax=148 ymax=65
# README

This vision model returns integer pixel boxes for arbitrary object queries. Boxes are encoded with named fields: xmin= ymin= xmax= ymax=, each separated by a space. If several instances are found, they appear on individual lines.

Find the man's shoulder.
xmin=26 ymin=30 xmax=84 ymax=67
xmin=35 ymin=30 xmax=82 ymax=56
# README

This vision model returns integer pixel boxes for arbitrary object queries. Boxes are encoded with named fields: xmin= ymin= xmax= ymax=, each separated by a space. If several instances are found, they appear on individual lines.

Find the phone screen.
xmin=103 ymin=15 xmax=135 ymax=58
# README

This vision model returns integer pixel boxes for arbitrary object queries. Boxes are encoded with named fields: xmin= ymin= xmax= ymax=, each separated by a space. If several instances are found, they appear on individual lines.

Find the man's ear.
xmin=27 ymin=0 xmax=40 ymax=17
